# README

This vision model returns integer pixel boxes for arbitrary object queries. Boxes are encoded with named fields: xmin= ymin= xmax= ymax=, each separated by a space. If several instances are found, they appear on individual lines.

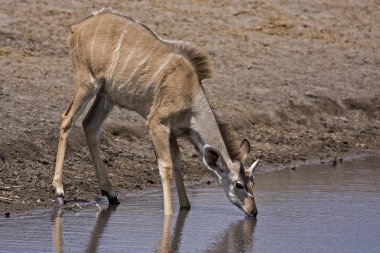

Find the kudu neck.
xmin=190 ymin=90 xmax=232 ymax=166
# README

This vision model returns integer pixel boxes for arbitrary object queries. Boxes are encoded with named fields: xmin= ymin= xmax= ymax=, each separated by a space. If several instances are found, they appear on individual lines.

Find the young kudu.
xmin=52 ymin=8 xmax=259 ymax=217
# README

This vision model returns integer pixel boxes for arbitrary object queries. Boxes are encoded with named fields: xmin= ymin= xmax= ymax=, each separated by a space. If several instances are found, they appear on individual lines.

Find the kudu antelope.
xmin=52 ymin=8 xmax=259 ymax=217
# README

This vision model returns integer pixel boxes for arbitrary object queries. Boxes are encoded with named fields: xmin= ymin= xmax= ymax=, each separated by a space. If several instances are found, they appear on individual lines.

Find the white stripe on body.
xmin=149 ymin=53 xmax=175 ymax=86
xmin=107 ymin=28 xmax=128 ymax=79
xmin=113 ymin=37 xmax=143 ymax=84
xmin=123 ymin=41 xmax=160 ymax=87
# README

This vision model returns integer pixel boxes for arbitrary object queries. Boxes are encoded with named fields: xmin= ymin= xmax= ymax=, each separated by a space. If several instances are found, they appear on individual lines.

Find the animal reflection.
xmin=51 ymin=208 xmax=63 ymax=253
xmin=156 ymin=209 xmax=189 ymax=253
xmin=206 ymin=218 xmax=257 ymax=253
xmin=51 ymin=205 xmax=117 ymax=253
xmin=84 ymin=205 xmax=117 ymax=252
xmin=51 ymin=207 xmax=255 ymax=252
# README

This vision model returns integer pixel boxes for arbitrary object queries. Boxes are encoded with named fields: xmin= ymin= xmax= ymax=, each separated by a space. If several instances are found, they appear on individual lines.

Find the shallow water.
xmin=0 ymin=157 xmax=379 ymax=253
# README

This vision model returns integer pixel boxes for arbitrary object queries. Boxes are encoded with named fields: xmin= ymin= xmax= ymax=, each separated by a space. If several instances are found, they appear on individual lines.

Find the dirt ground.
xmin=0 ymin=0 xmax=379 ymax=215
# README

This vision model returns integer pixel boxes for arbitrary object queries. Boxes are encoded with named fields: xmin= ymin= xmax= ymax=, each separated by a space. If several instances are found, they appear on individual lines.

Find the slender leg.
xmin=82 ymin=89 xmax=119 ymax=205
xmin=52 ymin=74 xmax=98 ymax=201
xmin=170 ymin=136 xmax=191 ymax=209
xmin=148 ymin=120 xmax=173 ymax=215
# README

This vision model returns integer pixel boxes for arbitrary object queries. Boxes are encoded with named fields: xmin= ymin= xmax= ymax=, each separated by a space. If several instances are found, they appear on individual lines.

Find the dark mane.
xmin=212 ymin=110 xmax=242 ymax=161
xmin=166 ymin=41 xmax=213 ymax=81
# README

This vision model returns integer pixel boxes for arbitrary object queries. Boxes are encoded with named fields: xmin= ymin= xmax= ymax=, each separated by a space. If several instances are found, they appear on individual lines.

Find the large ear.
xmin=202 ymin=145 xmax=226 ymax=182
xmin=238 ymin=139 xmax=251 ymax=162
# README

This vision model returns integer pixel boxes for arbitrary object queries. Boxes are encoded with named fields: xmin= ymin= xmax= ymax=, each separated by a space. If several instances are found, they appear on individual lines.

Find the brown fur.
xmin=70 ymin=8 xmax=212 ymax=82
xmin=52 ymin=8 xmax=256 ymax=216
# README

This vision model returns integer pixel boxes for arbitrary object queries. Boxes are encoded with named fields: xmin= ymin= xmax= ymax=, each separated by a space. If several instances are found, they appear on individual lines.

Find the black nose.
xmin=250 ymin=210 xmax=258 ymax=217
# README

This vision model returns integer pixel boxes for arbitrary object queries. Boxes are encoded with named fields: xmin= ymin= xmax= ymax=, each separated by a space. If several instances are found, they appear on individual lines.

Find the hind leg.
xmin=52 ymin=73 xmax=99 ymax=203
xmin=82 ymin=88 xmax=119 ymax=205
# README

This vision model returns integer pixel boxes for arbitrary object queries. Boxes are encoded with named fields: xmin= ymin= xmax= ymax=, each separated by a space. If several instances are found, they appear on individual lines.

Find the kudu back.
xmin=52 ymin=8 xmax=259 ymax=217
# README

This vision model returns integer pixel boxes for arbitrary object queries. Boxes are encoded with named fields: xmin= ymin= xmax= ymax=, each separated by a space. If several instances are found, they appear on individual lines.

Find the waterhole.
xmin=0 ymin=157 xmax=379 ymax=252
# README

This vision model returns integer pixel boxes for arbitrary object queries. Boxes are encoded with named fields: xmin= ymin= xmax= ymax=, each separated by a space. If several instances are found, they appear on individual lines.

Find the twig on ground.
xmin=76 ymin=203 xmax=84 ymax=210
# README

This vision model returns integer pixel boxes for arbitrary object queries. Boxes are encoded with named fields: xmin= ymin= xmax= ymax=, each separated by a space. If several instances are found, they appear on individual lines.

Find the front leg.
xmin=148 ymin=120 xmax=173 ymax=216
xmin=170 ymin=135 xmax=191 ymax=209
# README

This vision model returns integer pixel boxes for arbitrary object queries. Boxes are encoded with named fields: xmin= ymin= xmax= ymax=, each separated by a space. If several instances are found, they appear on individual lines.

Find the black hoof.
xmin=109 ymin=197 xmax=120 ymax=205
xmin=101 ymin=191 xmax=120 ymax=205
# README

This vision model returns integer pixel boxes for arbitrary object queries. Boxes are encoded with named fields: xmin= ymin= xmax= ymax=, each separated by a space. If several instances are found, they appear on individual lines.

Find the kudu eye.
xmin=235 ymin=182 xmax=244 ymax=190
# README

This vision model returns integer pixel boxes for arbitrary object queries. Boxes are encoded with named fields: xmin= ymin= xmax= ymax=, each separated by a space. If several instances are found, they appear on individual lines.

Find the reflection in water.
xmin=156 ymin=209 xmax=189 ymax=253
xmin=207 ymin=218 xmax=257 ymax=253
xmin=85 ymin=205 xmax=118 ymax=253
xmin=156 ymin=214 xmax=172 ymax=253
xmin=170 ymin=209 xmax=189 ymax=253
xmin=51 ymin=205 xmax=118 ymax=253
xmin=4 ymin=158 xmax=380 ymax=252
xmin=51 ymin=206 xmax=256 ymax=253
xmin=51 ymin=208 xmax=63 ymax=253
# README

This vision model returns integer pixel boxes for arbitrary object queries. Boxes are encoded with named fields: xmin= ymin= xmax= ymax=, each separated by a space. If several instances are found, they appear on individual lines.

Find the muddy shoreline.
xmin=1 ymin=151 xmax=378 ymax=217
xmin=1 ymin=0 xmax=379 ymax=215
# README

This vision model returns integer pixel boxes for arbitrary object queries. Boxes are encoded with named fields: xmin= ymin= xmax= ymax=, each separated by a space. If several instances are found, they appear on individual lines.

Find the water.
xmin=0 ymin=157 xmax=379 ymax=253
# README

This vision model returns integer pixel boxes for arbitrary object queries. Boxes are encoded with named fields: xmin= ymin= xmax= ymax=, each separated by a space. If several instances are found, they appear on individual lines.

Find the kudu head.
xmin=202 ymin=139 xmax=258 ymax=217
